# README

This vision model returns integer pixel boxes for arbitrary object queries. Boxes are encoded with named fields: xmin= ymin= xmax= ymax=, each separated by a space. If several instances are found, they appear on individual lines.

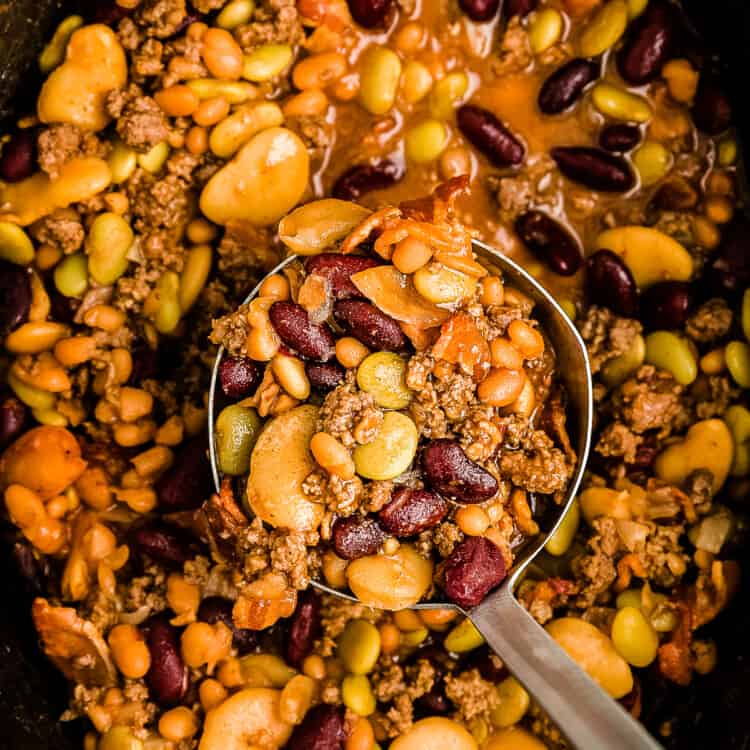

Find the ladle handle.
xmin=470 ymin=587 xmax=664 ymax=750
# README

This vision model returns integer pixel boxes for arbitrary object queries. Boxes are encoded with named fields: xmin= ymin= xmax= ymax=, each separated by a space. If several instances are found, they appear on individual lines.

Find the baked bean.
xmin=490 ymin=337 xmax=524 ymax=369
xmin=155 ymin=85 xmax=200 ymax=116
xmin=159 ymin=706 xmax=199 ymax=741
xmin=455 ymin=505 xmax=490 ymax=536
xmin=477 ymin=367 xmax=526 ymax=407
xmin=202 ymin=28 xmax=243 ymax=80
xmin=394 ymin=21 xmax=427 ymax=52
xmin=199 ymin=678 xmax=228 ymax=712
xmin=507 ymin=319 xmax=545 ymax=359
xmin=185 ymin=125 xmax=209 ymax=154
xmin=53 ymin=336 xmax=97 ymax=367
xmin=4 ymin=484 xmax=47 ymax=529
xmin=284 ymin=88 xmax=329 ymax=117
xmin=293 ymin=52 xmax=347 ymax=90
xmin=392 ymin=237 xmax=433 ymax=274
xmin=310 ymin=431 xmax=355 ymax=479
xmin=346 ymin=716 xmax=376 ymax=750
xmin=108 ymin=623 xmax=151 ymax=679
xmin=193 ymin=96 xmax=230 ymax=126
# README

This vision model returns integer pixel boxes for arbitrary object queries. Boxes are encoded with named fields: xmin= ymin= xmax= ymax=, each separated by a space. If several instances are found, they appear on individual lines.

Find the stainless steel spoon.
xmin=208 ymin=239 xmax=663 ymax=750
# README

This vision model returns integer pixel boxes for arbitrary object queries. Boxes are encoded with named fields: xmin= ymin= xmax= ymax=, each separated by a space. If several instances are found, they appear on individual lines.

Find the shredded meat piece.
xmin=32 ymin=599 xmax=117 ymax=687
xmin=107 ymin=86 xmax=169 ymax=152
xmin=456 ymin=406 xmax=505 ymax=462
xmin=432 ymin=521 xmax=464 ymax=557
xmin=596 ymin=422 xmax=643 ymax=463
xmin=491 ymin=16 xmax=532 ymax=75
xmin=691 ymin=374 xmax=739 ymax=419
xmin=578 ymin=306 xmax=642 ymax=375
xmin=685 ymin=298 xmax=733 ymax=343
xmin=500 ymin=429 xmax=570 ymax=495
xmin=210 ymin=303 xmax=251 ymax=355
xmin=135 ymin=0 xmax=188 ymax=38
xmin=571 ymin=517 xmax=620 ymax=608
xmin=30 ymin=207 xmax=85 ymax=254
xmin=444 ymin=668 xmax=499 ymax=724
xmin=235 ymin=0 xmax=305 ymax=49
xmin=610 ymin=365 xmax=689 ymax=436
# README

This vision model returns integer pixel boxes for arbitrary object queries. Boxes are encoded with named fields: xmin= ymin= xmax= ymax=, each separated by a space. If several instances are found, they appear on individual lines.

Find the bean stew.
xmin=0 ymin=0 xmax=746 ymax=748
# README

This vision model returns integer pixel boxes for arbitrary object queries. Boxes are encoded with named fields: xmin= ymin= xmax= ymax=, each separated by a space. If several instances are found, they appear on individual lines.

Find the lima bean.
xmin=579 ymin=0 xmax=629 ymax=57
xmin=359 ymin=46 xmax=402 ymax=115
xmin=544 ymin=498 xmax=580 ymax=556
xmin=405 ymin=119 xmax=448 ymax=163
xmin=725 ymin=340 xmax=750 ymax=388
xmin=611 ymin=606 xmax=659 ymax=667
xmin=356 ymin=352 xmax=412 ymax=409
xmin=645 ymin=331 xmax=697 ymax=385
xmin=633 ymin=141 xmax=672 ymax=187
xmin=53 ymin=253 xmax=89 ymax=298
xmin=0 ymin=222 xmax=35 ymax=265
xmin=591 ymin=83 xmax=652 ymax=123
xmin=85 ymin=212 xmax=133 ymax=285
xmin=353 ymin=412 xmax=419 ymax=480
xmin=338 ymin=619 xmax=381 ymax=675
xmin=215 ymin=404 xmax=262 ymax=475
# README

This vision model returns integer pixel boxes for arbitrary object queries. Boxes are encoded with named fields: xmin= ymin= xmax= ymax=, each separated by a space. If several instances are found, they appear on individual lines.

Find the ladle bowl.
xmin=208 ymin=239 xmax=663 ymax=750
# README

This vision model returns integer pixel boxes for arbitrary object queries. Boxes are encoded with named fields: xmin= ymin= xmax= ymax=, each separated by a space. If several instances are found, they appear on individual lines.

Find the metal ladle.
xmin=208 ymin=239 xmax=663 ymax=750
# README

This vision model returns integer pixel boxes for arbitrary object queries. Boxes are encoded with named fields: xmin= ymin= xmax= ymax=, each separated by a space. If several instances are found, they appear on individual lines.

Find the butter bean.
xmin=38 ymin=15 xmax=84 ymax=73
xmin=0 ymin=157 xmax=111 ymax=226
xmin=725 ymin=340 xmax=750 ymax=388
xmin=243 ymin=44 xmax=293 ymax=82
xmin=346 ymin=544 xmax=432 ymax=610
xmin=491 ymin=676 xmax=530 ymax=728
xmin=217 ymin=0 xmax=255 ymax=29
xmin=353 ymin=412 xmax=419 ymax=480
xmin=654 ymin=418 xmax=733 ymax=495
xmin=591 ymin=83 xmax=652 ymax=123
xmin=413 ymin=263 xmax=476 ymax=303
xmin=546 ymin=617 xmax=633 ymax=698
xmin=187 ymin=78 xmax=257 ymax=104
xmin=356 ymin=352 xmax=412 ymax=409
xmin=444 ymin=617 xmax=485 ymax=653
xmin=338 ymin=619 xmax=381 ymax=675
xmin=391 ymin=718 xmax=478 ymax=750
xmin=200 ymin=127 xmax=309 ymax=226
xmin=545 ymin=498 xmax=580 ymax=556
xmin=136 ymin=141 xmax=169 ymax=173
xmin=579 ymin=0 xmax=629 ymax=57
xmin=85 ymin=212 xmax=134 ymax=285
xmin=0 ymin=222 xmax=35 ymax=265
xmin=179 ymin=244 xmax=213 ymax=312
xmin=215 ymin=404 xmax=262 ymax=476
xmin=633 ymin=141 xmax=672 ymax=186
xmin=7 ymin=371 xmax=56 ymax=410
xmin=596 ymin=226 xmax=693 ymax=288
xmin=645 ymin=331 xmax=697 ymax=385
xmin=359 ymin=46 xmax=402 ymax=115
xmin=405 ymin=119 xmax=448 ymax=163
xmin=528 ymin=8 xmax=564 ymax=54
xmin=428 ymin=72 xmax=469 ymax=119
xmin=37 ymin=25 xmax=127 ymax=132
xmin=579 ymin=486 xmax=632 ymax=524
xmin=6 ymin=321 xmax=70 ymax=354
xmin=342 ymin=675 xmax=376 ymax=716
xmin=611 ymin=606 xmax=659 ymax=667
xmin=209 ymin=101 xmax=284 ymax=158
xmin=401 ymin=61 xmax=434 ymax=104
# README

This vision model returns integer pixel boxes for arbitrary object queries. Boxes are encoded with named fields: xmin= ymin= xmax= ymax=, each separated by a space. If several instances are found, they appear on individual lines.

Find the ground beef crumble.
xmin=579 ymin=305 xmax=642 ymax=375
xmin=444 ymin=668 xmax=499 ymax=724
xmin=30 ymin=207 xmax=85 ymax=254
xmin=685 ymin=298 xmax=733 ymax=342
xmin=106 ymin=85 xmax=169 ymax=152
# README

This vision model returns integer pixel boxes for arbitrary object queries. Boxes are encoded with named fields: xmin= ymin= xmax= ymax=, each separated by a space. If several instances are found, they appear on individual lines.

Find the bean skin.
xmin=333 ymin=299 xmax=407 ymax=352
xmin=692 ymin=85 xmax=732 ymax=135
xmin=599 ymin=124 xmax=641 ymax=153
xmin=640 ymin=281 xmax=693 ymax=330
xmin=378 ymin=487 xmax=449 ymax=536
xmin=219 ymin=356 xmax=262 ymax=399
xmin=457 ymin=104 xmax=525 ymax=167
xmin=285 ymin=588 xmax=322 ymax=668
xmin=332 ymin=515 xmax=386 ymax=559
xmin=538 ymin=59 xmax=599 ymax=115
xmin=304 ymin=253 xmax=381 ymax=300
xmin=616 ymin=0 xmax=675 ymax=85
xmin=269 ymin=301 xmax=337 ymax=362
xmin=422 ymin=439 xmax=498 ymax=504
xmin=0 ymin=262 xmax=31 ymax=338
xmin=442 ymin=536 xmax=507 ymax=608
xmin=459 ymin=0 xmax=500 ymax=22
xmin=142 ymin=613 xmax=189 ymax=706
xmin=347 ymin=0 xmax=393 ymax=28
xmin=0 ymin=130 xmax=36 ymax=182
xmin=503 ymin=0 xmax=537 ymax=18
xmin=286 ymin=704 xmax=347 ymax=750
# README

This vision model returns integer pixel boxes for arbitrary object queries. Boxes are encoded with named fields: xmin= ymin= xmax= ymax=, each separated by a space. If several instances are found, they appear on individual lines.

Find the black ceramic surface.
xmin=1 ymin=2 xmax=749 ymax=749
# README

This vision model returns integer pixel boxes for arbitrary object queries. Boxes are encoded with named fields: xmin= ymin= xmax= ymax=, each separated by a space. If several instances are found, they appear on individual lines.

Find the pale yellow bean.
xmin=0 ymin=221 xmax=35 ymax=265
xmin=179 ymin=244 xmax=213 ymax=312
xmin=359 ymin=46 xmax=402 ymax=115
xmin=209 ymin=101 xmax=284 ymax=158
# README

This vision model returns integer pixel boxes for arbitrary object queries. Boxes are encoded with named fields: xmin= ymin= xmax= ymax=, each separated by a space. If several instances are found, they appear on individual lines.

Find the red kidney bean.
xmin=284 ymin=588 xmax=321 ymax=668
xmin=457 ymin=104 xmax=525 ymax=168
xmin=503 ymin=0 xmax=537 ymax=18
xmin=422 ymin=439 xmax=498 ymax=504
xmin=415 ymin=686 xmax=452 ymax=715
xmin=650 ymin=176 xmax=698 ymax=211
xmin=459 ymin=0 xmax=500 ymax=22
xmin=0 ymin=392 xmax=27 ymax=450
xmin=640 ymin=281 xmax=693 ymax=330
xmin=616 ymin=0 xmax=675 ymax=85
xmin=515 ymin=211 xmax=582 ymax=276
xmin=305 ymin=253 xmax=381 ymax=300
xmin=585 ymin=249 xmax=639 ymax=317
xmin=155 ymin=436 xmax=212 ymax=511
xmin=626 ymin=435 xmax=658 ymax=470
xmin=347 ymin=0 xmax=393 ymax=28
xmin=442 ymin=536 xmax=507 ymax=608
xmin=599 ymin=123 xmax=641 ymax=153
xmin=332 ymin=160 xmax=404 ymax=201
xmin=219 ymin=356 xmax=262 ymax=399
xmin=0 ymin=130 xmax=35 ymax=183
xmin=538 ymin=59 xmax=599 ymax=115
xmin=691 ymin=85 xmax=732 ymax=135
xmin=197 ymin=596 xmax=258 ymax=655
xmin=551 ymin=147 xmax=635 ymax=192
xmin=0 ymin=262 xmax=31 ymax=338
xmin=131 ymin=524 xmax=201 ymax=569
xmin=333 ymin=299 xmax=407 ymax=351
xmin=707 ymin=219 xmax=750 ymax=296
xmin=286 ymin=704 xmax=346 ymax=750
xmin=331 ymin=515 xmax=386 ymax=559
xmin=306 ymin=361 xmax=345 ymax=391
xmin=467 ymin=645 xmax=509 ymax=682
xmin=378 ymin=487 xmax=449 ymax=537
xmin=269 ymin=301 xmax=336 ymax=362
xmin=142 ymin=613 xmax=189 ymax=706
